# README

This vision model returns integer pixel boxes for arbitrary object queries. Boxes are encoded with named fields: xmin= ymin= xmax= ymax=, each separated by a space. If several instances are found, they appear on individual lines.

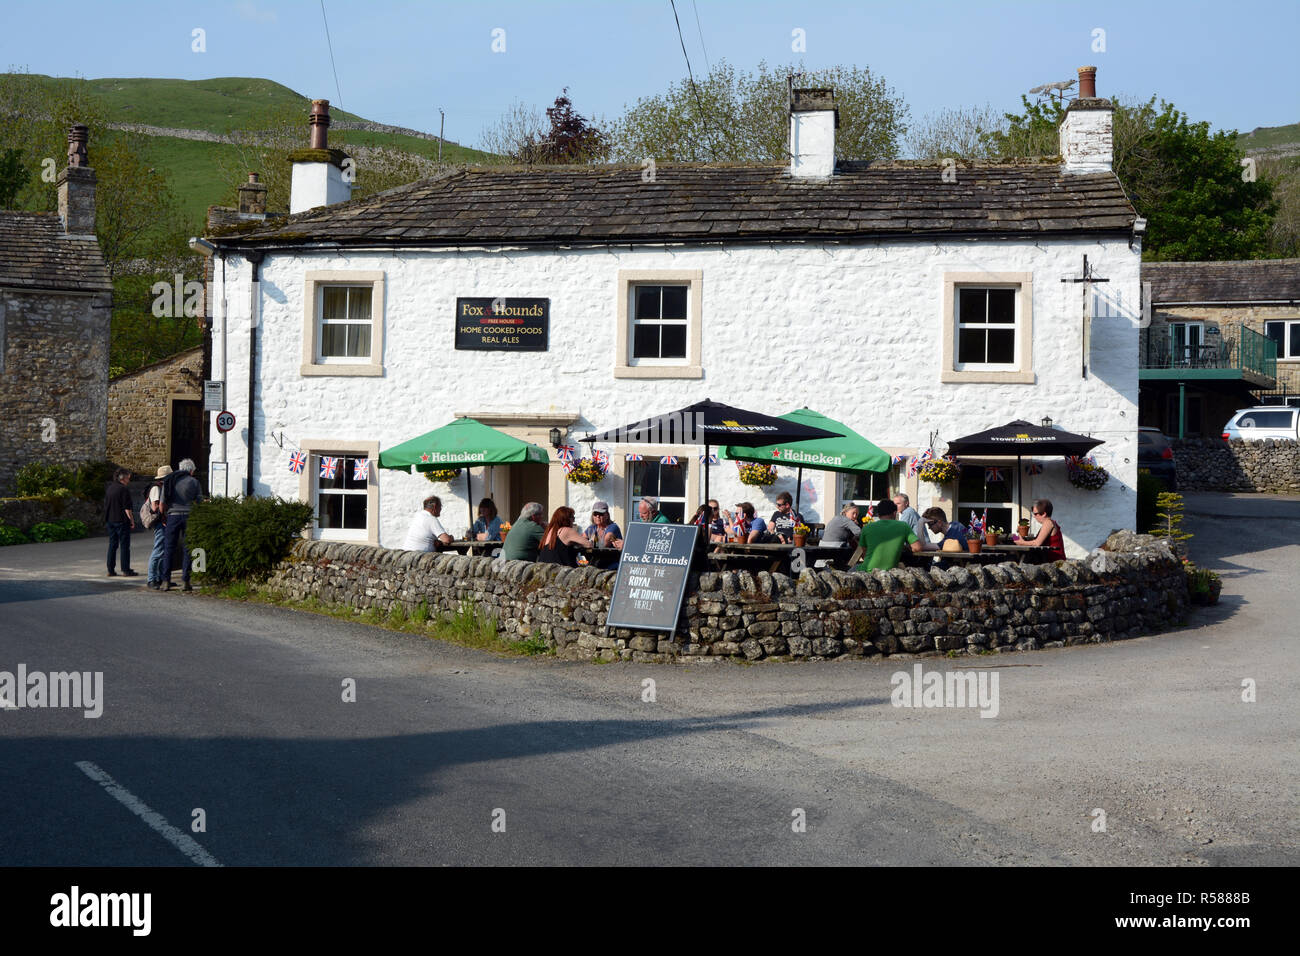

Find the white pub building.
xmin=203 ymin=68 xmax=1142 ymax=557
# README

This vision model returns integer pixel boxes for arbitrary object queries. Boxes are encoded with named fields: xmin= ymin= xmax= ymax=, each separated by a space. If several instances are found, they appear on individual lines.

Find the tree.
xmin=988 ymin=94 xmax=1276 ymax=260
xmin=0 ymin=148 xmax=26 ymax=207
xmin=904 ymin=105 xmax=1004 ymax=160
xmin=478 ymin=100 xmax=545 ymax=161
xmin=607 ymin=59 xmax=909 ymax=163
xmin=479 ymin=91 xmax=608 ymax=164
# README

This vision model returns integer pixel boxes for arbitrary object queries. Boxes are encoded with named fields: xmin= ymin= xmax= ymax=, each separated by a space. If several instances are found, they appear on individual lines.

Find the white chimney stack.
xmin=1059 ymin=66 xmax=1113 ymax=175
xmin=789 ymin=87 xmax=837 ymax=179
xmin=289 ymin=99 xmax=353 ymax=214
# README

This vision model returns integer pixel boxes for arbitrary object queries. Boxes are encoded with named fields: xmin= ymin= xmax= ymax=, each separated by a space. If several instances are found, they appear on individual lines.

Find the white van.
xmin=1222 ymin=407 xmax=1300 ymax=441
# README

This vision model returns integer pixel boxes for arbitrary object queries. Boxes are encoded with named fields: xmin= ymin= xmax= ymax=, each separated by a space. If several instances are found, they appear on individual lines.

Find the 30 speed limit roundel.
xmin=215 ymin=410 xmax=236 ymax=433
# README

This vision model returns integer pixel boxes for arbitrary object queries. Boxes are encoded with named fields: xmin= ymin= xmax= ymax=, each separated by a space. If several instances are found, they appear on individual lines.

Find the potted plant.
xmin=499 ymin=521 xmax=511 ymax=543
xmin=1017 ymin=517 xmax=1031 ymax=538
xmin=792 ymin=522 xmax=810 ymax=548
xmin=967 ymin=536 xmax=982 ymax=554
xmin=1184 ymin=560 xmax=1222 ymax=606
xmin=985 ymin=526 xmax=1004 ymax=547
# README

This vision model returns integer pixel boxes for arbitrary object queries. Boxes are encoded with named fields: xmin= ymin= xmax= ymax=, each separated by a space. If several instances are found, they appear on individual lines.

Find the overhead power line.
xmin=320 ymin=0 xmax=343 ymax=108
xmin=668 ymin=0 xmax=716 ymax=159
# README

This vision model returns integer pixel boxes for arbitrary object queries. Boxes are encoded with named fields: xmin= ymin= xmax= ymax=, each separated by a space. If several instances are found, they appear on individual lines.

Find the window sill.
xmin=614 ymin=365 xmax=703 ymax=380
xmin=301 ymin=363 xmax=384 ymax=377
xmin=941 ymin=369 xmax=1035 ymax=384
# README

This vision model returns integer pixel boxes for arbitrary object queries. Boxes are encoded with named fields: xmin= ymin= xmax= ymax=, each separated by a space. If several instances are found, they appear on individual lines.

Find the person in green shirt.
xmin=637 ymin=496 xmax=671 ymax=523
xmin=856 ymin=497 xmax=922 ymax=571
xmin=501 ymin=501 xmax=546 ymax=561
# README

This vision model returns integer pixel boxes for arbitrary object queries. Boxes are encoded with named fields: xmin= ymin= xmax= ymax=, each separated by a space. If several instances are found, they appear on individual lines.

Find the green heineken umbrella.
xmin=379 ymin=417 xmax=551 ymax=527
xmin=721 ymin=408 xmax=890 ymax=514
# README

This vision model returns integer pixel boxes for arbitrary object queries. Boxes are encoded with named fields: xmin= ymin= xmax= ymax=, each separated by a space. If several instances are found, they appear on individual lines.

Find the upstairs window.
xmin=318 ymin=286 xmax=372 ymax=360
xmin=942 ymin=273 xmax=1034 ymax=384
xmin=301 ymin=270 xmax=384 ymax=377
xmin=1264 ymin=320 xmax=1300 ymax=360
xmin=632 ymin=285 xmax=688 ymax=361
xmin=615 ymin=269 xmax=702 ymax=380
xmin=957 ymin=287 xmax=1018 ymax=367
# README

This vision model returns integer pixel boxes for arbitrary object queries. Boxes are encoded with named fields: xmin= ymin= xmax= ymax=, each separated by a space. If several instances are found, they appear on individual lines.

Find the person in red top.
xmin=1018 ymin=498 xmax=1066 ymax=560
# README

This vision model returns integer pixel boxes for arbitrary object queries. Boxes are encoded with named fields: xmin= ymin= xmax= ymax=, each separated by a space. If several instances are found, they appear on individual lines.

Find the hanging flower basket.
xmin=918 ymin=457 xmax=959 ymax=485
xmin=566 ymin=458 xmax=607 ymax=485
xmin=1067 ymin=461 xmax=1109 ymax=490
xmin=738 ymin=463 xmax=777 ymax=486
xmin=424 ymin=468 xmax=461 ymax=483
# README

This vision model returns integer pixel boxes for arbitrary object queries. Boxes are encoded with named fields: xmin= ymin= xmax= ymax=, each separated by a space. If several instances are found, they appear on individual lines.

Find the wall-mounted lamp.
xmin=1041 ymin=416 xmax=1054 ymax=429
xmin=549 ymin=427 xmax=563 ymax=448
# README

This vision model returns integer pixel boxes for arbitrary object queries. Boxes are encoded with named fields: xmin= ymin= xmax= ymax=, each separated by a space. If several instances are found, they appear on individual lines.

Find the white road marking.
xmin=75 ymin=760 xmax=223 ymax=867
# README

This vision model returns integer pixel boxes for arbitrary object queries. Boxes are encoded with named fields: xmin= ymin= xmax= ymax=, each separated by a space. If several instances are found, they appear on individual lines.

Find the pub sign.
xmin=455 ymin=297 xmax=549 ymax=351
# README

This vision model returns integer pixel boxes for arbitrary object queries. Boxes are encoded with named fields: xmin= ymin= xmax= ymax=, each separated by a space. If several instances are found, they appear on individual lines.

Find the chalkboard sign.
xmin=605 ymin=523 xmax=696 ymax=633
xmin=455 ymin=297 xmax=549 ymax=351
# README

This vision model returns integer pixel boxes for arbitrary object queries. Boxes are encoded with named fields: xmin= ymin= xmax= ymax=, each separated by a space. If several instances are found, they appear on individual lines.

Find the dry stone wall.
xmin=0 ymin=497 xmax=104 ymax=533
xmin=1171 ymin=438 xmax=1300 ymax=493
xmin=262 ymin=539 xmax=1189 ymax=663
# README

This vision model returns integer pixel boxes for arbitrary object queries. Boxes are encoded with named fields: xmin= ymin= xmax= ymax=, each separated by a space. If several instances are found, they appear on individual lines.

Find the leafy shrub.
xmin=14 ymin=460 xmax=118 ymax=499
xmin=72 ymin=461 xmax=118 ymax=499
xmin=57 ymin=519 xmax=89 ymax=539
xmin=0 ymin=525 xmax=30 ymax=546
xmin=29 ymin=521 xmax=79 ymax=542
xmin=186 ymin=495 xmax=316 ymax=584
xmin=1137 ymin=470 xmax=1163 ymax=532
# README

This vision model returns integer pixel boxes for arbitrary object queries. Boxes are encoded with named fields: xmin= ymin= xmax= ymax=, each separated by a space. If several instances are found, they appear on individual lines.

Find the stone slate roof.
xmin=215 ymin=162 xmax=1136 ymax=249
xmin=0 ymin=211 xmax=112 ymax=293
xmin=1144 ymin=259 xmax=1300 ymax=304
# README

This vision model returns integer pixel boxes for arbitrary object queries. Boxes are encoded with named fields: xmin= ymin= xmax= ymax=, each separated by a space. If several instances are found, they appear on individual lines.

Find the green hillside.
xmin=1238 ymin=121 xmax=1300 ymax=152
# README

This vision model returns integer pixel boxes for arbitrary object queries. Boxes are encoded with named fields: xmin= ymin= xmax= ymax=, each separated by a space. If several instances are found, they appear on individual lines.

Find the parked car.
xmin=1221 ymin=407 xmax=1300 ymax=441
xmin=1137 ymin=427 xmax=1178 ymax=489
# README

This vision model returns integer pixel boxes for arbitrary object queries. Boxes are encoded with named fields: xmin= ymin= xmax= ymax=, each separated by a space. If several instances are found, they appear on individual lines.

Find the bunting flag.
xmin=891 ymin=454 xmax=907 ymax=466
xmin=984 ymin=466 xmax=1005 ymax=484
xmin=562 ymin=459 xmax=575 ymax=474
xmin=699 ymin=453 xmax=719 ymax=464
xmin=289 ymin=451 xmax=307 ymax=474
xmin=592 ymin=450 xmax=609 ymax=469
xmin=353 ymin=458 xmax=369 ymax=481
xmin=625 ymin=453 xmax=643 ymax=462
xmin=1065 ymin=454 xmax=1096 ymax=475
xmin=968 ymin=510 xmax=985 ymax=535
xmin=319 ymin=456 xmax=339 ymax=479
xmin=557 ymin=444 xmax=576 ymax=463
xmin=1025 ymin=463 xmax=1044 ymax=475
xmin=908 ymin=448 xmax=935 ymax=478
xmin=661 ymin=455 xmax=679 ymax=467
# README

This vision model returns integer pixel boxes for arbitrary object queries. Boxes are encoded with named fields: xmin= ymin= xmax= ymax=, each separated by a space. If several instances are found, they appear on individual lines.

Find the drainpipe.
xmin=244 ymin=250 xmax=265 ymax=497
xmin=1178 ymin=382 xmax=1186 ymax=439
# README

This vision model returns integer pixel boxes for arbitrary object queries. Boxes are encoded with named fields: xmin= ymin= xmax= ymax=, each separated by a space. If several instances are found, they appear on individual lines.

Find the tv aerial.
xmin=1028 ymin=79 xmax=1077 ymax=106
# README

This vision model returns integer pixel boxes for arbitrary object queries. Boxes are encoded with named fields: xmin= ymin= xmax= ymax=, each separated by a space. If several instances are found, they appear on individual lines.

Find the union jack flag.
xmin=625 ymin=453 xmax=643 ymax=461
xmin=985 ymin=467 xmax=1005 ymax=484
xmin=353 ymin=458 xmax=369 ymax=481
xmin=289 ymin=451 xmax=307 ymax=474
xmin=557 ymin=444 xmax=576 ymax=463
xmin=891 ymin=454 xmax=907 ymax=466
xmin=562 ymin=459 xmax=575 ymax=474
xmin=661 ymin=456 xmax=679 ymax=467
xmin=1065 ymin=455 xmax=1096 ymax=474
xmin=968 ymin=511 xmax=985 ymax=535
xmin=319 ymin=456 xmax=338 ymax=479
xmin=907 ymin=449 xmax=934 ymax=478
xmin=593 ymin=450 xmax=609 ymax=469
xmin=699 ymin=453 xmax=718 ymax=464
xmin=1025 ymin=463 xmax=1044 ymax=475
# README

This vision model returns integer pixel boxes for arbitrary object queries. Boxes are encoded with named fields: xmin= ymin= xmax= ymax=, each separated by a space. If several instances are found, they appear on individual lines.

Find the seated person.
xmin=918 ymin=507 xmax=968 ymax=552
xmin=856 ymin=497 xmax=922 ymax=570
xmin=732 ymin=502 xmax=770 ymax=543
xmin=537 ymin=506 xmax=593 ymax=566
xmin=402 ymin=495 xmax=453 ymax=552
xmin=768 ymin=491 xmax=804 ymax=543
xmin=822 ymin=502 xmax=862 ymax=548
xmin=1016 ymin=498 xmax=1066 ymax=560
xmin=472 ymin=498 xmax=503 ymax=541
xmin=584 ymin=500 xmax=624 ymax=549
xmin=636 ymin=496 xmax=671 ymax=523
xmin=893 ymin=492 xmax=924 ymax=541
xmin=500 ymin=502 xmax=546 ymax=562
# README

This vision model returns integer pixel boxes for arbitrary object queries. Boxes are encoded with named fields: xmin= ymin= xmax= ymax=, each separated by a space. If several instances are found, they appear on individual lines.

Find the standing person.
xmin=584 ymin=501 xmax=623 ymax=548
xmin=145 ymin=465 xmax=172 ymax=590
xmin=501 ymin=502 xmax=546 ymax=562
xmin=822 ymin=502 xmax=862 ymax=548
xmin=918 ymin=507 xmax=968 ymax=552
xmin=769 ymin=491 xmax=804 ymax=543
xmin=1016 ymin=498 xmax=1066 ymax=560
xmin=537 ymin=506 xmax=593 ymax=566
xmin=161 ymin=459 xmax=202 ymax=592
xmin=636 ymin=496 xmax=670 ymax=523
xmin=855 ymin=498 xmax=922 ymax=571
xmin=403 ymin=495 xmax=453 ymax=551
xmin=893 ymin=492 xmax=924 ymax=541
xmin=104 ymin=468 xmax=137 ymax=578
xmin=471 ymin=498 xmax=503 ymax=542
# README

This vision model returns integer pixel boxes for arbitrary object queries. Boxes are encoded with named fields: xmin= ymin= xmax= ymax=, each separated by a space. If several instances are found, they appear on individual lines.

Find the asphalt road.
xmin=1 ymin=493 xmax=1295 ymax=866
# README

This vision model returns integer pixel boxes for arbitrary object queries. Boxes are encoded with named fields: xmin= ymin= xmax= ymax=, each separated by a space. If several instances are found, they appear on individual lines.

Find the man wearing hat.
xmin=584 ymin=500 xmax=623 ymax=549
xmin=145 ymin=465 xmax=172 ymax=589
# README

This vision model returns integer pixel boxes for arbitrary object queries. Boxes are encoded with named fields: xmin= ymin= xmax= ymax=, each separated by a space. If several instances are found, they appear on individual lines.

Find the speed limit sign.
xmin=215 ymin=410 xmax=236 ymax=433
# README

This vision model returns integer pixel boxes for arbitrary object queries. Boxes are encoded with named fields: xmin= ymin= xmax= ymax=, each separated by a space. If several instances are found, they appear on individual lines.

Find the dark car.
xmin=1138 ymin=426 xmax=1177 ymax=489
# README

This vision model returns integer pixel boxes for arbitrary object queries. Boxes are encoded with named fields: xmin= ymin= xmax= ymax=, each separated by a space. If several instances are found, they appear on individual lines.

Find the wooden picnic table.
xmin=708 ymin=541 xmax=855 ymax=574
xmin=902 ymin=545 xmax=1055 ymax=567
xmin=441 ymin=539 xmax=502 ymax=556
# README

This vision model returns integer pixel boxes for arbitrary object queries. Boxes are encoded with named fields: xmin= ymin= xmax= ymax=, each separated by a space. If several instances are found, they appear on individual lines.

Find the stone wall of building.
xmin=261 ymin=539 xmax=1189 ymax=663
xmin=0 ymin=288 xmax=112 ymax=496
xmin=1171 ymin=437 xmax=1300 ymax=493
xmin=106 ymin=347 xmax=205 ymax=476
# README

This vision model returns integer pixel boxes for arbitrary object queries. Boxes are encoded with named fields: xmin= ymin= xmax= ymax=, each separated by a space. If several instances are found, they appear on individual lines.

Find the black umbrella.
xmin=581 ymin=399 xmax=843 ymax=509
xmin=945 ymin=419 xmax=1104 ymax=517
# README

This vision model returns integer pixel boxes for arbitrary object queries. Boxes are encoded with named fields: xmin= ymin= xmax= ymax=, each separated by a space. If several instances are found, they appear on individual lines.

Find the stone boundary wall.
xmin=1171 ymin=437 xmax=1300 ymax=493
xmin=0 ymin=497 xmax=104 ymax=534
xmin=262 ymin=539 xmax=1190 ymax=663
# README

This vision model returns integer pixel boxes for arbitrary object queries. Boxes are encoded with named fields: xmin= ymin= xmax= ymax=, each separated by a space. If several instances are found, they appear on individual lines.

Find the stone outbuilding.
xmin=105 ymin=345 xmax=205 ymax=477
xmin=0 ymin=125 xmax=112 ymax=495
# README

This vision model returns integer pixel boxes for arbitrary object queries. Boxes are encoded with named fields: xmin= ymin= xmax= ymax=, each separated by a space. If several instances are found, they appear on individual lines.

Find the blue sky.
xmin=3 ymin=0 xmax=1296 ymax=149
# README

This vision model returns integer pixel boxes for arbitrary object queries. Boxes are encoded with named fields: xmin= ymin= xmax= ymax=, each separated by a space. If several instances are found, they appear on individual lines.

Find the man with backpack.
xmin=160 ymin=459 xmax=202 ymax=592
xmin=144 ymin=465 xmax=172 ymax=590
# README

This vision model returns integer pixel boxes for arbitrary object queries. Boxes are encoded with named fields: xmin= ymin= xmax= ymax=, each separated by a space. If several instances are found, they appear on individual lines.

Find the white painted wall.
xmin=1060 ymin=108 xmax=1114 ymax=174
xmin=789 ymin=110 xmax=836 ymax=179
xmin=210 ymin=235 xmax=1142 ymax=557
xmin=289 ymin=162 xmax=352 ymax=214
